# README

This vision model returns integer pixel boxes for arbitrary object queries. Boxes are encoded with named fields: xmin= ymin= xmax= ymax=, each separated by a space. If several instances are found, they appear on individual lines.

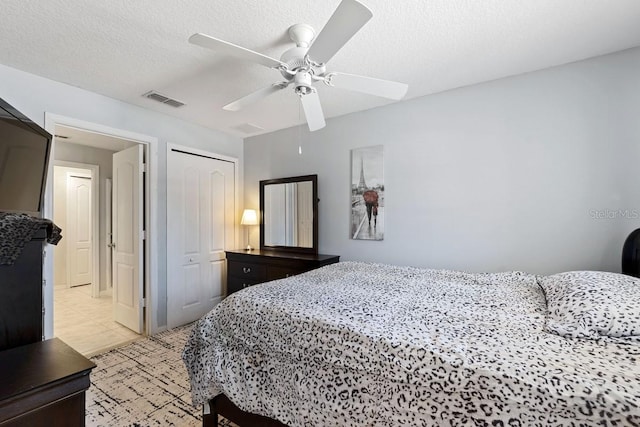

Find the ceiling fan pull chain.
xmin=298 ymin=103 xmax=303 ymax=155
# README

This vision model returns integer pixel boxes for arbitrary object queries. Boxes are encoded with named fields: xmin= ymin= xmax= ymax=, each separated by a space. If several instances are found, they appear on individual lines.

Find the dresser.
xmin=0 ymin=338 xmax=96 ymax=427
xmin=0 ymin=217 xmax=93 ymax=426
xmin=225 ymin=249 xmax=340 ymax=296
xmin=0 ymin=225 xmax=46 ymax=351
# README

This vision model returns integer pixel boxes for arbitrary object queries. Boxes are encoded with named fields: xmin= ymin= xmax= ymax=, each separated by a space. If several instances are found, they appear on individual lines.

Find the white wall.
xmin=245 ymin=47 xmax=640 ymax=275
xmin=0 ymin=63 xmax=243 ymax=332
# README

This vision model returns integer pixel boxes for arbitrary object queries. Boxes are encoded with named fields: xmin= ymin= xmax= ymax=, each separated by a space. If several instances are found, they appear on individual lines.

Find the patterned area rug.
xmin=86 ymin=324 xmax=237 ymax=427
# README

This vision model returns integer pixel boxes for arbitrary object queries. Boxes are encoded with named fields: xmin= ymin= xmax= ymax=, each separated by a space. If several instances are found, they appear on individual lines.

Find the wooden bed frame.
xmin=203 ymin=394 xmax=287 ymax=427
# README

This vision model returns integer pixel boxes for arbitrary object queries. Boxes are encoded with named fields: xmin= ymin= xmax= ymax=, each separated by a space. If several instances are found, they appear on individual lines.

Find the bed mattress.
xmin=183 ymin=261 xmax=640 ymax=426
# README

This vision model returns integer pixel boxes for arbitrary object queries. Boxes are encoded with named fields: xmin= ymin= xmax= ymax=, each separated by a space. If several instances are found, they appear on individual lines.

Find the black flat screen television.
xmin=0 ymin=97 xmax=52 ymax=216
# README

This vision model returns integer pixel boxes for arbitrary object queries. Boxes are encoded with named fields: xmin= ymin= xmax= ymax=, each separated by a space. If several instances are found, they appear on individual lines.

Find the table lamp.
xmin=240 ymin=209 xmax=258 ymax=251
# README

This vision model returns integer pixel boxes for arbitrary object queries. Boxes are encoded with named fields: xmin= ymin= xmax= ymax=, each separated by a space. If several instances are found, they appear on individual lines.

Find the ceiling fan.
xmin=189 ymin=0 xmax=408 ymax=131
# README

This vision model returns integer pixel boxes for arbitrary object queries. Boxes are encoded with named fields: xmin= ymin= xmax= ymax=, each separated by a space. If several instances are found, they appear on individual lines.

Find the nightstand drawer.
xmin=227 ymin=277 xmax=260 ymax=294
xmin=228 ymin=262 xmax=266 ymax=280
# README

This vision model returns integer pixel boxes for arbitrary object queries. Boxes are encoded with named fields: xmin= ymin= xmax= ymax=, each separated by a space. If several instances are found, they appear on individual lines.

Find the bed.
xmin=183 ymin=261 xmax=640 ymax=426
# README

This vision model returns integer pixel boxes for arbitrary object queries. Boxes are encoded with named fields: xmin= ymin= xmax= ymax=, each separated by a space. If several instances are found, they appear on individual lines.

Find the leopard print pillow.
xmin=538 ymin=270 xmax=640 ymax=339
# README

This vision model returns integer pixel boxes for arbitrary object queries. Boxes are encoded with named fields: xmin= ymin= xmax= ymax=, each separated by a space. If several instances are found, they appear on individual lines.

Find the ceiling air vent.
xmin=142 ymin=91 xmax=185 ymax=108
xmin=232 ymin=123 xmax=265 ymax=134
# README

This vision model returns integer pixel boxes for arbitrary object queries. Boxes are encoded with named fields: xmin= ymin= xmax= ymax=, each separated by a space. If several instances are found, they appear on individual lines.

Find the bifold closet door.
xmin=167 ymin=148 xmax=235 ymax=328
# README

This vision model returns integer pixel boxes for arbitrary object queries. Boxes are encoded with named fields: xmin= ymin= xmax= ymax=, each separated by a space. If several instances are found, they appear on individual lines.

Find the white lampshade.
xmin=240 ymin=209 xmax=258 ymax=225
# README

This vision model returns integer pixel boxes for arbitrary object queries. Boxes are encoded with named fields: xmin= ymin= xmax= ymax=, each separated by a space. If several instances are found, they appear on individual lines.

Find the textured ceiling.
xmin=2 ymin=0 xmax=640 ymax=138
xmin=55 ymin=125 xmax=138 ymax=152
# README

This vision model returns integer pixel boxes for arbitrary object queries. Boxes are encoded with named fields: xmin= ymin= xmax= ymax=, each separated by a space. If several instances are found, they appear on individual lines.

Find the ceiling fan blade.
xmin=306 ymin=0 xmax=373 ymax=65
xmin=189 ymin=33 xmax=286 ymax=69
xmin=223 ymin=83 xmax=289 ymax=111
xmin=326 ymin=72 xmax=408 ymax=100
xmin=299 ymin=91 xmax=326 ymax=131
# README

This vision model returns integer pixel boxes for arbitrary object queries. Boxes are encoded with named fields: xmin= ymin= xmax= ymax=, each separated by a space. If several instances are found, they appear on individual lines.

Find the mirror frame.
xmin=260 ymin=174 xmax=318 ymax=254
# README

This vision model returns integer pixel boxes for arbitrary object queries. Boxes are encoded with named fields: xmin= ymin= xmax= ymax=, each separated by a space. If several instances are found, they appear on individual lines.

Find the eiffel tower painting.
xmin=357 ymin=158 xmax=368 ymax=192
xmin=351 ymin=145 xmax=384 ymax=241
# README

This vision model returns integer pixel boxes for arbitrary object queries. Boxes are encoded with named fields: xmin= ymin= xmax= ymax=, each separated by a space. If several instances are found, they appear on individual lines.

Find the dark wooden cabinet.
xmin=225 ymin=249 xmax=340 ymax=296
xmin=0 ymin=220 xmax=94 ymax=425
xmin=0 ymin=338 xmax=96 ymax=427
xmin=0 ymin=225 xmax=46 ymax=350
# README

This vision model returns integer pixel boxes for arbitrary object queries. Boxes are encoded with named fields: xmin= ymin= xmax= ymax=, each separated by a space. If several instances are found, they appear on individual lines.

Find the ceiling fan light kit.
xmin=189 ymin=0 xmax=408 ymax=132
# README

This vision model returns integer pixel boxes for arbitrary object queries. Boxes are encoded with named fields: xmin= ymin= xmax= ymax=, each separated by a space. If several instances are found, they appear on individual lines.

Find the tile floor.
xmin=54 ymin=285 xmax=141 ymax=357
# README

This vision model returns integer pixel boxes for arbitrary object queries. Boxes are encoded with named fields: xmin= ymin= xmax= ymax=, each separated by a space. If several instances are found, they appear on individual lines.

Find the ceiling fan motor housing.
xmin=280 ymin=46 xmax=327 ymax=80
xmin=280 ymin=47 xmax=309 ymax=76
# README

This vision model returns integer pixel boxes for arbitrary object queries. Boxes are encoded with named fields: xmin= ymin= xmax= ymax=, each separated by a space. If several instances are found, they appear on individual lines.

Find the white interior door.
xmin=167 ymin=148 xmax=235 ymax=328
xmin=66 ymin=174 xmax=92 ymax=287
xmin=112 ymin=145 xmax=144 ymax=333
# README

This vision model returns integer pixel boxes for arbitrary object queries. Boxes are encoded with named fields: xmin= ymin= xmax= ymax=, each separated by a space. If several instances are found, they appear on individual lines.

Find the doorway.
xmin=43 ymin=114 xmax=159 ymax=355
xmin=51 ymin=129 xmax=145 ymax=355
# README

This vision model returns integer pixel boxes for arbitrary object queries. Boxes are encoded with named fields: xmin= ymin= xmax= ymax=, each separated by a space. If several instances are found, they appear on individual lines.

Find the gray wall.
xmin=0 ymin=63 xmax=243 ymax=332
xmin=245 ymin=47 xmax=640 ymax=275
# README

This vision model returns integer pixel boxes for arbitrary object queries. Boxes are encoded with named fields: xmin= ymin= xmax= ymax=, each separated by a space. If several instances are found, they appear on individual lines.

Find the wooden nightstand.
xmin=225 ymin=249 xmax=339 ymax=296
xmin=0 ymin=338 xmax=96 ymax=427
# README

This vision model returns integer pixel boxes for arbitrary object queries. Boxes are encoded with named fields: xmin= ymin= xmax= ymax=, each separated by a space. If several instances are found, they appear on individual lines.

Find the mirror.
xmin=260 ymin=174 xmax=318 ymax=254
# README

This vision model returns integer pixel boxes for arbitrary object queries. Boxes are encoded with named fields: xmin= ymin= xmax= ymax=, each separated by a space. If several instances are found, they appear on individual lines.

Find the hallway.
xmin=54 ymin=285 xmax=141 ymax=356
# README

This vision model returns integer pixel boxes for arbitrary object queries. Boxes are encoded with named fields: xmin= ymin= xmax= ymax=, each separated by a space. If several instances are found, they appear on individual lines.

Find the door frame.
xmin=43 ymin=113 xmax=159 ymax=337
xmin=105 ymin=178 xmax=113 ymax=290
xmin=54 ymin=161 xmax=100 ymax=297
xmin=166 ymin=143 xmax=240 ymax=322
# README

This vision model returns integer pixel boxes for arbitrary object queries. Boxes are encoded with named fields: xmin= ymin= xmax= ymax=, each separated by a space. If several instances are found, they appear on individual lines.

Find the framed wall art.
xmin=350 ymin=145 xmax=384 ymax=241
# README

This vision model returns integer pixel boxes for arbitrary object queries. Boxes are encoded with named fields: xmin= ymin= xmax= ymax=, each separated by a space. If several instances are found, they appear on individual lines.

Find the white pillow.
xmin=538 ymin=271 xmax=640 ymax=339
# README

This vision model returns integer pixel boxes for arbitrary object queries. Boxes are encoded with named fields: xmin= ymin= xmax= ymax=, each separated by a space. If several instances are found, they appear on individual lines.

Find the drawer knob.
xmin=243 ymin=267 xmax=251 ymax=274
xmin=242 ymin=283 xmax=247 ymax=288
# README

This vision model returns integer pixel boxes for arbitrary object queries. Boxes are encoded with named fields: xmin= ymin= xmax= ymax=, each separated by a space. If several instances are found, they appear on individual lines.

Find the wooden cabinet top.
xmin=0 ymin=338 xmax=96 ymax=402
xmin=226 ymin=249 xmax=339 ymax=263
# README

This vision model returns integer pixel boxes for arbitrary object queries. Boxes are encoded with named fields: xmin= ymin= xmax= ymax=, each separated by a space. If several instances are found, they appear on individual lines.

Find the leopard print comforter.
xmin=182 ymin=262 xmax=640 ymax=426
